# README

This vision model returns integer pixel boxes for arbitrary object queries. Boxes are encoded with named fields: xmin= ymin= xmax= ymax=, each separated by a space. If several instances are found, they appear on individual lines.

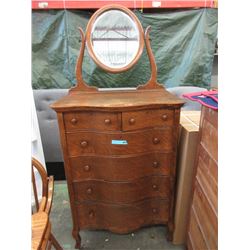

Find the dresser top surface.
xmin=51 ymin=89 xmax=185 ymax=112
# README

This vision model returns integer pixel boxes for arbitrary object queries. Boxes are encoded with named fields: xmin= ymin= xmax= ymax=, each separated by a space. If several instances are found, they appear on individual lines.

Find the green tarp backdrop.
xmin=32 ymin=8 xmax=217 ymax=89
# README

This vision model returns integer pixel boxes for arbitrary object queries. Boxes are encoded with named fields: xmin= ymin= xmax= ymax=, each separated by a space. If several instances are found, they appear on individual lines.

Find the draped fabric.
xmin=32 ymin=8 xmax=217 ymax=89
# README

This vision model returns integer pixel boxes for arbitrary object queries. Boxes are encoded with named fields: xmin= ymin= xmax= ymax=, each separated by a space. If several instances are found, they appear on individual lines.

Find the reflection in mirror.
xmin=90 ymin=10 xmax=140 ymax=69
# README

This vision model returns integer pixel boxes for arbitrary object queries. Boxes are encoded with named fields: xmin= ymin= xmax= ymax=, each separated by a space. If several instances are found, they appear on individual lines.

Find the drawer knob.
xmin=86 ymin=187 xmax=92 ymax=194
xmin=153 ymin=137 xmax=160 ymax=144
xmin=104 ymin=119 xmax=111 ymax=125
xmin=152 ymin=208 xmax=158 ymax=214
xmin=84 ymin=165 xmax=90 ymax=171
xmin=153 ymin=161 xmax=159 ymax=168
xmin=152 ymin=184 xmax=158 ymax=190
xmin=80 ymin=141 xmax=88 ymax=148
xmin=89 ymin=210 xmax=94 ymax=218
xmin=71 ymin=118 xmax=77 ymax=124
xmin=162 ymin=114 xmax=168 ymax=121
xmin=129 ymin=118 xmax=135 ymax=125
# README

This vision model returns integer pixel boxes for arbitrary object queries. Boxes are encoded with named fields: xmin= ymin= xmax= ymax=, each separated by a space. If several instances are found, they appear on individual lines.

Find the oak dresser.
xmin=51 ymin=89 xmax=184 ymax=248
xmin=51 ymin=4 xmax=184 ymax=248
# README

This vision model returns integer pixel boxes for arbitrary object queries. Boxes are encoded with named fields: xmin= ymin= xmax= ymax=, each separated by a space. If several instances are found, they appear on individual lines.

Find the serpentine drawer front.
xmin=69 ymin=152 xmax=174 ymax=181
xmin=51 ymin=89 xmax=184 ymax=248
xmin=76 ymin=198 xmax=170 ymax=233
xmin=66 ymin=128 xmax=174 ymax=157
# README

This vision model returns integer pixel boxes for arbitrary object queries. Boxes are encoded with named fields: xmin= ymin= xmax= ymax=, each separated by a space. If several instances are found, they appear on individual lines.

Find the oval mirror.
xmin=86 ymin=5 xmax=144 ymax=73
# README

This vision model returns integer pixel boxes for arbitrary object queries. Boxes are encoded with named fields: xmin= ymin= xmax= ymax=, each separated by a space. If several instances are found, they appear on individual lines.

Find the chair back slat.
xmin=45 ymin=176 xmax=54 ymax=214
xmin=32 ymin=157 xmax=48 ymax=197
xmin=32 ymin=166 xmax=40 ymax=212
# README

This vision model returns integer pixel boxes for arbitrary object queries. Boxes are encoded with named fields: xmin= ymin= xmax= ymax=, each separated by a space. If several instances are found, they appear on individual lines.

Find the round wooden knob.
xmin=162 ymin=114 xmax=168 ymax=121
xmin=104 ymin=119 xmax=111 ymax=125
xmin=153 ymin=161 xmax=159 ymax=168
xmin=71 ymin=118 xmax=77 ymax=124
xmin=153 ymin=138 xmax=160 ymax=144
xmin=80 ymin=141 xmax=88 ymax=148
xmin=152 ymin=184 xmax=158 ymax=190
xmin=129 ymin=118 xmax=135 ymax=125
xmin=86 ymin=187 xmax=92 ymax=194
xmin=152 ymin=208 xmax=158 ymax=214
xmin=89 ymin=210 xmax=94 ymax=218
xmin=84 ymin=165 xmax=90 ymax=171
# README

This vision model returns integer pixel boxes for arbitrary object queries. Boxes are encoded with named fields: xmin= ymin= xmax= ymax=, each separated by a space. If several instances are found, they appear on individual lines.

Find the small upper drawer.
xmin=64 ymin=111 xmax=121 ymax=131
xmin=122 ymin=109 xmax=174 ymax=131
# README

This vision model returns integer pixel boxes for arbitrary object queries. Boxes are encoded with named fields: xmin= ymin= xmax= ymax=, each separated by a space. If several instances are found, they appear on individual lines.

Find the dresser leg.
xmin=72 ymin=229 xmax=81 ymax=249
xmin=167 ymin=221 xmax=174 ymax=242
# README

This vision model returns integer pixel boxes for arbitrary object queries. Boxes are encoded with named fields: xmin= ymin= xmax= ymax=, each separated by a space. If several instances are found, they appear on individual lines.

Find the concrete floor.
xmin=50 ymin=181 xmax=185 ymax=250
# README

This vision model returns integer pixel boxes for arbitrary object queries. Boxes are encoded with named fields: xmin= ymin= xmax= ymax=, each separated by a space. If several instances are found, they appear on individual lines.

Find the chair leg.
xmin=50 ymin=233 xmax=63 ymax=250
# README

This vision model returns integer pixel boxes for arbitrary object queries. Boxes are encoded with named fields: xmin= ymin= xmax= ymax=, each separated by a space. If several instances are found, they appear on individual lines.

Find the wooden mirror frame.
xmin=85 ymin=4 xmax=145 ymax=73
xmin=69 ymin=4 xmax=165 ymax=93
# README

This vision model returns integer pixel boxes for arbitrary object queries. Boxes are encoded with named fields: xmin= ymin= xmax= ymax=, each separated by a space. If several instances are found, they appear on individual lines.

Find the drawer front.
xmin=122 ymin=109 xmax=174 ymax=131
xmin=66 ymin=128 xmax=174 ymax=157
xmin=196 ymin=156 xmax=218 ymax=214
xmin=70 ymin=152 xmax=174 ymax=181
xmin=200 ymin=118 xmax=218 ymax=162
xmin=188 ymin=207 xmax=208 ymax=250
xmin=64 ymin=111 xmax=121 ymax=131
xmin=76 ymin=198 xmax=169 ymax=233
xmin=192 ymin=180 xmax=218 ymax=250
xmin=73 ymin=176 xmax=171 ymax=203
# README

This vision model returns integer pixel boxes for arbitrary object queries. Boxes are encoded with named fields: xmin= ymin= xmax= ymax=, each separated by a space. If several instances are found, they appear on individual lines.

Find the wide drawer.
xmin=200 ymin=118 xmax=218 ymax=162
xmin=76 ymin=198 xmax=169 ymax=233
xmin=192 ymin=180 xmax=218 ymax=250
xmin=122 ymin=109 xmax=174 ymax=131
xmin=73 ymin=175 xmax=171 ymax=203
xmin=196 ymin=149 xmax=218 ymax=215
xmin=70 ymin=152 xmax=174 ymax=181
xmin=64 ymin=111 xmax=121 ymax=131
xmin=66 ymin=128 xmax=174 ymax=157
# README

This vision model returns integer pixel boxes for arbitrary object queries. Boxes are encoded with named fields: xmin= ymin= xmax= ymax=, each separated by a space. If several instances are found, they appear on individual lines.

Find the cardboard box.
xmin=173 ymin=111 xmax=201 ymax=244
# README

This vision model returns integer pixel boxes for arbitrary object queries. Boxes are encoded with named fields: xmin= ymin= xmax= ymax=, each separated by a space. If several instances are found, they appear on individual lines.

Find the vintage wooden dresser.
xmin=51 ymin=4 xmax=184 ymax=248
xmin=186 ymin=105 xmax=218 ymax=250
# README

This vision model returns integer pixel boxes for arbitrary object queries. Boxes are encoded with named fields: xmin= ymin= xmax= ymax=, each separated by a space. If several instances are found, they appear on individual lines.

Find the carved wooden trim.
xmin=69 ymin=27 xmax=98 ymax=93
xmin=137 ymin=26 xmax=165 ymax=90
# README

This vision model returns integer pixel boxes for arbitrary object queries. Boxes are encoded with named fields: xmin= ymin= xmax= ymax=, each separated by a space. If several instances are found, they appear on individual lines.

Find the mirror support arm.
xmin=69 ymin=27 xmax=98 ymax=93
xmin=137 ymin=26 xmax=165 ymax=90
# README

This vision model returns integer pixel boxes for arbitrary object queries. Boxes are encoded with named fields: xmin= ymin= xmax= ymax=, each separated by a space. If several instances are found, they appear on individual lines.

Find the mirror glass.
xmin=90 ymin=10 xmax=140 ymax=69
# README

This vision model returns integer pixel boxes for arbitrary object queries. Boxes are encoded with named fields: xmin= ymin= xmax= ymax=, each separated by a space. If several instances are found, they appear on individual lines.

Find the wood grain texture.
xmin=137 ymin=26 xmax=165 ymax=90
xmin=70 ymin=152 xmax=174 ymax=181
xmin=66 ymin=128 xmax=174 ymax=157
xmin=192 ymin=181 xmax=217 ymax=250
xmin=50 ymin=90 xmax=184 ymax=112
xmin=200 ymin=118 xmax=218 ymax=163
xmin=73 ymin=175 xmax=171 ymax=203
xmin=64 ymin=111 xmax=121 ymax=132
xmin=56 ymin=113 xmax=82 ymax=248
xmin=32 ymin=212 xmax=49 ymax=250
xmin=50 ymin=7 xmax=184 ymax=246
xmin=188 ymin=207 xmax=208 ymax=250
xmin=187 ymin=106 xmax=218 ymax=250
xmin=69 ymin=27 xmax=98 ymax=93
xmin=76 ymin=198 xmax=170 ymax=233
xmin=122 ymin=108 xmax=174 ymax=131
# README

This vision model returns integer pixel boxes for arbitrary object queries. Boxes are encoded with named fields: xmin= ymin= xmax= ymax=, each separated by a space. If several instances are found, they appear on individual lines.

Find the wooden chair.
xmin=32 ymin=157 xmax=62 ymax=250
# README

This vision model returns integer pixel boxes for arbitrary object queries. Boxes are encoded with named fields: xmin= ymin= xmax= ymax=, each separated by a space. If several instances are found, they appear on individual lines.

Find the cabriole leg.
xmin=72 ymin=229 xmax=81 ymax=249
